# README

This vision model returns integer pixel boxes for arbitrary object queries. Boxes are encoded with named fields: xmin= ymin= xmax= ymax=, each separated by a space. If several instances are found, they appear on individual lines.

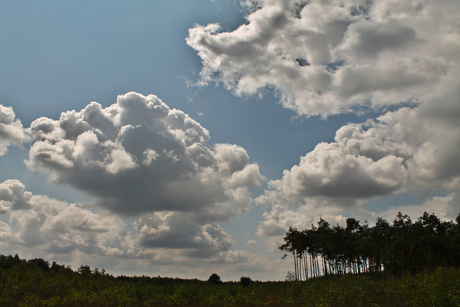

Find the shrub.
xmin=240 ymin=276 xmax=253 ymax=287
xmin=208 ymin=273 xmax=223 ymax=285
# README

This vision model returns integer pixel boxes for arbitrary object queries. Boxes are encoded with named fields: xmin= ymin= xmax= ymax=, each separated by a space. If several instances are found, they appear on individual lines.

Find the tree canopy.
xmin=280 ymin=212 xmax=460 ymax=280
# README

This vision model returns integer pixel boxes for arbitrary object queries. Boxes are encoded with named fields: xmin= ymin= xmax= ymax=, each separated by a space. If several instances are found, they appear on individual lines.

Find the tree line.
xmin=0 ymin=250 xmax=459 ymax=305
xmin=0 ymin=254 xmax=249 ymax=287
xmin=279 ymin=212 xmax=460 ymax=280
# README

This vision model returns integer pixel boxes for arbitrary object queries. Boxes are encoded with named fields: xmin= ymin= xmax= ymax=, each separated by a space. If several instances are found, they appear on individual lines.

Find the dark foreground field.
xmin=1 ymin=254 xmax=459 ymax=307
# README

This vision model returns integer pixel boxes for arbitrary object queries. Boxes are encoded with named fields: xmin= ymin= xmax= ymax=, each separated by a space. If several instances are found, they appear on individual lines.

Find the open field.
xmin=1 ymin=254 xmax=459 ymax=307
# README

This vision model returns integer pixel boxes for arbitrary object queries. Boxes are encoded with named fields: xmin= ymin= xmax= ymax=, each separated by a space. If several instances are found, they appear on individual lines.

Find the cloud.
xmin=0 ymin=105 xmax=26 ymax=155
xmin=257 ymin=191 xmax=460 ymax=239
xmin=260 ymin=142 xmax=407 ymax=202
xmin=187 ymin=0 xmax=460 ymax=239
xmin=0 ymin=179 xmax=274 ymax=278
xmin=26 ymin=92 xmax=264 ymax=219
xmin=0 ymin=179 xmax=128 ymax=255
xmin=0 ymin=179 xmax=231 ymax=259
xmin=379 ymin=193 xmax=458 ymax=223
xmin=21 ymin=92 xmax=268 ymax=266
xmin=246 ymin=239 xmax=257 ymax=245
xmin=255 ymin=111 xmax=419 ymax=214
xmin=134 ymin=212 xmax=233 ymax=258
xmin=254 ymin=59 xmax=460 ymax=236
xmin=187 ymin=0 xmax=459 ymax=117
xmin=256 ymin=96 xmax=460 ymax=235
xmin=0 ymin=179 xmax=33 ymax=213
xmin=256 ymin=203 xmax=347 ymax=237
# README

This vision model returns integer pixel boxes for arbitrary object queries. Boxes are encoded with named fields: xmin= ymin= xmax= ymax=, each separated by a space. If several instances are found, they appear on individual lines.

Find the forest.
xmin=279 ymin=212 xmax=460 ymax=280
xmin=0 ymin=212 xmax=459 ymax=307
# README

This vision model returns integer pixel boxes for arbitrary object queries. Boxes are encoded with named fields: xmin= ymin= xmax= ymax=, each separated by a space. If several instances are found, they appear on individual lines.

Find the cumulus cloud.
xmin=0 ymin=105 xmax=26 ymax=155
xmin=21 ymin=92 xmax=268 ymax=265
xmin=0 ymin=179 xmax=33 ymax=213
xmin=0 ymin=179 xmax=129 ymax=255
xmin=187 ymin=0 xmax=459 ymax=117
xmin=258 ymin=142 xmax=407 ymax=204
xmin=188 ymin=0 xmax=460 ymax=238
xmin=26 ymin=92 xmax=264 ymax=219
xmin=0 ymin=179 xmax=273 ymax=278
xmin=256 ymin=97 xmax=460 ymax=235
xmin=257 ymin=203 xmax=347 ymax=237
xmin=134 ymin=212 xmax=233 ymax=258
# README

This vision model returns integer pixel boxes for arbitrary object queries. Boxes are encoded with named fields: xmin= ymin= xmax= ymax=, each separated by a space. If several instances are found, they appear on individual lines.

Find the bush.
xmin=208 ymin=273 xmax=223 ymax=285
xmin=240 ymin=276 xmax=253 ymax=287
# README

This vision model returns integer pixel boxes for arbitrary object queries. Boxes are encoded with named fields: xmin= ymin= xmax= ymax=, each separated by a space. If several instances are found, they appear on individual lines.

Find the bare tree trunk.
xmin=316 ymin=257 xmax=320 ymax=277
xmin=304 ymin=254 xmax=308 ymax=280
xmin=293 ymin=253 xmax=297 ymax=281
xmin=310 ymin=254 xmax=314 ymax=278
xmin=298 ymin=254 xmax=303 ymax=281
xmin=323 ymin=256 xmax=328 ymax=278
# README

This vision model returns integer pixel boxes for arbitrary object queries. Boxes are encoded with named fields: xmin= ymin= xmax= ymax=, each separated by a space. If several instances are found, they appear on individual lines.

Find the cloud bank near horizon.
xmin=0 ymin=178 xmax=273 ymax=276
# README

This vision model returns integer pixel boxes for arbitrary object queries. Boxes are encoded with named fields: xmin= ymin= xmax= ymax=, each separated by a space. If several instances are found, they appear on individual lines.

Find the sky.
xmin=0 ymin=0 xmax=459 ymax=281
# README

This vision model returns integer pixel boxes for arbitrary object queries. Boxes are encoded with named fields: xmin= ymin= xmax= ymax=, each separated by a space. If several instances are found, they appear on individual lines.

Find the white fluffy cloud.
xmin=27 ymin=92 xmax=264 ymax=219
xmin=0 ymin=102 xmax=275 ymax=279
xmin=0 ymin=179 xmax=32 ymax=213
xmin=0 ymin=105 xmax=25 ymax=155
xmin=187 ymin=0 xmax=459 ymax=117
xmin=21 ymin=92 xmax=268 ymax=265
xmin=256 ymin=98 xmax=460 ymax=235
xmin=0 ymin=179 xmax=274 ymax=278
xmin=0 ymin=179 xmax=129 ymax=255
xmin=187 ymin=0 xmax=460 ymax=237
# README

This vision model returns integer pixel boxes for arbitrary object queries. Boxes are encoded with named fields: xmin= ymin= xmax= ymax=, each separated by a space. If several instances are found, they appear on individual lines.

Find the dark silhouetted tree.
xmin=280 ymin=211 xmax=460 ymax=279
xmin=207 ymin=273 xmax=222 ymax=285
xmin=240 ymin=276 xmax=253 ymax=287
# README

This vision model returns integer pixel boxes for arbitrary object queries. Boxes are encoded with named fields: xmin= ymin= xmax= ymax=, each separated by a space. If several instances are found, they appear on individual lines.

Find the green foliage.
xmin=240 ymin=276 xmax=253 ymax=287
xmin=207 ymin=273 xmax=223 ymax=285
xmin=0 ymin=253 xmax=459 ymax=306
xmin=280 ymin=211 xmax=460 ymax=280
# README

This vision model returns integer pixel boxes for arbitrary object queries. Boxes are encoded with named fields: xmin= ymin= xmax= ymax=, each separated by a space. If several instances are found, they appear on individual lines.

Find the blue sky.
xmin=0 ymin=0 xmax=459 ymax=281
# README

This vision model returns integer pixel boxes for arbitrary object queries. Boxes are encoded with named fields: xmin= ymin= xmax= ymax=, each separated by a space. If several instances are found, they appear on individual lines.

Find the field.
xmin=1 ymin=254 xmax=459 ymax=307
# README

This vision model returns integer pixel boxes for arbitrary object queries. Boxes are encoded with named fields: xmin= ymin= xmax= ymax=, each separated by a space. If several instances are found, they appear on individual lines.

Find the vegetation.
xmin=207 ymin=273 xmax=223 ymax=285
xmin=0 ymin=254 xmax=459 ymax=306
xmin=280 ymin=212 xmax=460 ymax=280
xmin=0 ymin=211 xmax=459 ymax=306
